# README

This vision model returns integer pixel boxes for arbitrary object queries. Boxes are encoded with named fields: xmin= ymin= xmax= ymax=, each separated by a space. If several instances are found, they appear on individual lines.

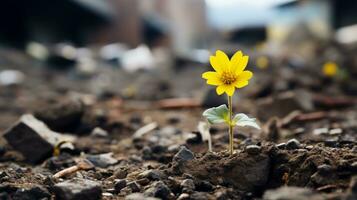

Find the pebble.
xmin=90 ymin=127 xmax=108 ymax=137
xmin=144 ymin=181 xmax=171 ymax=199
xmin=245 ymin=145 xmax=261 ymax=155
xmin=53 ymin=178 xmax=102 ymax=200
xmin=276 ymin=143 xmax=286 ymax=149
xmin=138 ymin=170 xmax=164 ymax=181
xmin=127 ymin=181 xmax=141 ymax=193
xmin=173 ymin=146 xmax=194 ymax=162
xmin=181 ymin=179 xmax=195 ymax=192
xmin=317 ymin=164 xmax=333 ymax=175
xmin=125 ymin=193 xmax=159 ymax=200
xmin=286 ymin=139 xmax=301 ymax=150
xmin=3 ymin=114 xmax=75 ymax=164
xmin=87 ymin=153 xmax=118 ymax=168
xmin=177 ymin=193 xmax=190 ymax=200
xmin=114 ymin=179 xmax=127 ymax=193
xmin=13 ymin=185 xmax=50 ymax=200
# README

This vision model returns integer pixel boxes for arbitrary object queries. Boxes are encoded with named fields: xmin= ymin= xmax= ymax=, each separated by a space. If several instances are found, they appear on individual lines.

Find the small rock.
xmin=3 ymin=114 xmax=75 ymax=164
xmin=313 ymin=128 xmax=329 ymax=136
xmin=173 ymin=146 xmax=194 ymax=162
xmin=125 ymin=193 xmax=159 ymax=200
xmin=114 ymin=179 xmax=126 ymax=193
xmin=317 ymin=164 xmax=333 ymax=175
xmin=276 ymin=143 xmax=286 ymax=149
xmin=53 ymin=178 xmax=102 ymax=200
xmin=144 ymin=181 xmax=171 ymax=199
xmin=329 ymin=128 xmax=342 ymax=135
xmin=114 ymin=169 xmax=128 ymax=179
xmin=245 ymin=145 xmax=261 ymax=155
xmin=181 ymin=179 xmax=195 ymax=193
xmin=34 ymin=98 xmax=84 ymax=132
xmin=138 ymin=170 xmax=164 ymax=181
xmin=263 ymin=186 xmax=324 ymax=200
xmin=286 ymin=139 xmax=300 ymax=150
xmin=186 ymin=132 xmax=203 ymax=144
xmin=13 ymin=185 xmax=50 ymax=200
xmin=195 ymin=180 xmax=213 ymax=192
xmin=87 ymin=153 xmax=118 ymax=168
xmin=177 ymin=193 xmax=190 ymax=200
xmin=90 ymin=127 xmax=108 ymax=137
xmin=127 ymin=181 xmax=141 ymax=193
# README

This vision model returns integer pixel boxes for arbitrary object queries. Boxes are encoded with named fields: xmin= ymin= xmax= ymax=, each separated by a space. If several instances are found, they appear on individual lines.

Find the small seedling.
xmin=202 ymin=50 xmax=260 ymax=155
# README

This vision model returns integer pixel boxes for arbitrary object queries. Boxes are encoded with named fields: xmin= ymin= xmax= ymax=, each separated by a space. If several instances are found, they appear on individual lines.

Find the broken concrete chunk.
xmin=3 ymin=114 xmax=75 ymax=164
xmin=52 ymin=178 xmax=102 ymax=200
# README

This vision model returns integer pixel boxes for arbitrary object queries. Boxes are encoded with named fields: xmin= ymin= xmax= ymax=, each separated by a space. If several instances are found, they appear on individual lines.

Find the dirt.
xmin=0 ymin=48 xmax=356 ymax=199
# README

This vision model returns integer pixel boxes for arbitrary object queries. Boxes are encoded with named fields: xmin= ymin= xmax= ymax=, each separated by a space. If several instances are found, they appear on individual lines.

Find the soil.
xmin=0 ymin=48 xmax=356 ymax=200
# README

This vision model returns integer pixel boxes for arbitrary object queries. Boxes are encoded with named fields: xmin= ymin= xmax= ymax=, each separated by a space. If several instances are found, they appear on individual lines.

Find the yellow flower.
xmin=322 ymin=62 xmax=338 ymax=77
xmin=202 ymin=50 xmax=253 ymax=96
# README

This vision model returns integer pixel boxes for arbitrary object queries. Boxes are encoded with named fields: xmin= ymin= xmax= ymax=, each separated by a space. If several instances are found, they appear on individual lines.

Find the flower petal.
xmin=216 ymin=50 xmax=230 ymax=69
xmin=230 ymin=51 xmax=243 ymax=71
xmin=202 ymin=71 xmax=217 ymax=79
xmin=216 ymin=85 xmax=226 ymax=95
xmin=238 ymin=70 xmax=253 ymax=81
xmin=202 ymin=72 xmax=223 ymax=86
xmin=234 ymin=80 xmax=248 ymax=88
xmin=224 ymin=85 xmax=235 ymax=96
xmin=233 ymin=55 xmax=249 ymax=73
xmin=209 ymin=56 xmax=223 ymax=73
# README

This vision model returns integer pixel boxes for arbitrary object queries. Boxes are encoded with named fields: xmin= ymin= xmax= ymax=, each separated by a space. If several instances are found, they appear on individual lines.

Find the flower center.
xmin=221 ymin=71 xmax=237 ymax=85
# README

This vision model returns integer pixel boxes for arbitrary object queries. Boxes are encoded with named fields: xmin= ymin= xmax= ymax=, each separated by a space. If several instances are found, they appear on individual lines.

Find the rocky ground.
xmin=0 ymin=48 xmax=356 ymax=200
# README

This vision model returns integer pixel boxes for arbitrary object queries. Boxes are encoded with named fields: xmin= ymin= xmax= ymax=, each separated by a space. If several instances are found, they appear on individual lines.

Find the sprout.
xmin=201 ymin=50 xmax=260 ymax=155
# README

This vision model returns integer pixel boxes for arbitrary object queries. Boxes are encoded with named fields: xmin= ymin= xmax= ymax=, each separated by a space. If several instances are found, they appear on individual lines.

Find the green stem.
xmin=228 ymin=95 xmax=234 ymax=155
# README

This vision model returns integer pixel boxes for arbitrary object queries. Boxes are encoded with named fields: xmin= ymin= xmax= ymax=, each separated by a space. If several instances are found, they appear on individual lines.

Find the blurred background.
xmin=0 ymin=0 xmax=356 ymax=130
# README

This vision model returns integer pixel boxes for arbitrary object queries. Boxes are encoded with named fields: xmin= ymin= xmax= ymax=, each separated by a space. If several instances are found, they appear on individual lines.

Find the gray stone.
xmin=114 ymin=179 xmax=126 ymax=193
xmin=86 ymin=153 xmax=118 ymax=168
xmin=245 ymin=145 xmax=261 ymax=155
xmin=286 ymin=139 xmax=301 ymax=150
xmin=127 ymin=181 xmax=141 ymax=193
xmin=34 ymin=98 xmax=84 ymax=132
xmin=181 ymin=179 xmax=195 ymax=193
xmin=263 ymin=186 xmax=324 ymax=200
xmin=173 ymin=146 xmax=194 ymax=162
xmin=144 ymin=181 xmax=171 ymax=199
xmin=3 ymin=114 xmax=75 ymax=164
xmin=13 ymin=185 xmax=50 ymax=200
xmin=125 ymin=193 xmax=159 ymax=200
xmin=138 ymin=170 xmax=164 ymax=181
xmin=276 ymin=143 xmax=286 ymax=149
xmin=53 ymin=178 xmax=102 ymax=200
xmin=90 ymin=127 xmax=108 ymax=137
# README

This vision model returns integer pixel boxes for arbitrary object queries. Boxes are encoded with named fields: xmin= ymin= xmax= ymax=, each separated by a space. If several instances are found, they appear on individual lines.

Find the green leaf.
xmin=233 ymin=113 xmax=260 ymax=129
xmin=202 ymin=104 xmax=229 ymax=124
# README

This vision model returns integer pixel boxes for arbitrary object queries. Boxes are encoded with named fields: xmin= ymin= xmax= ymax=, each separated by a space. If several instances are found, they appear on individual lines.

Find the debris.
xmin=133 ymin=122 xmax=158 ymax=139
xmin=263 ymin=186 xmax=325 ymax=200
xmin=114 ymin=179 xmax=127 ymax=193
xmin=90 ymin=127 xmax=108 ymax=137
xmin=0 ymin=70 xmax=25 ymax=86
xmin=34 ymin=98 xmax=84 ymax=132
xmin=144 ymin=181 xmax=171 ymax=199
xmin=173 ymin=146 xmax=194 ymax=162
xmin=53 ymin=178 xmax=102 ymax=200
xmin=86 ymin=153 xmax=118 ymax=168
xmin=245 ymin=145 xmax=261 ymax=155
xmin=52 ymin=159 xmax=94 ymax=179
xmin=13 ymin=185 xmax=50 ymax=200
xmin=156 ymin=98 xmax=201 ymax=109
xmin=286 ymin=139 xmax=301 ymax=150
xmin=3 ymin=114 xmax=75 ymax=164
